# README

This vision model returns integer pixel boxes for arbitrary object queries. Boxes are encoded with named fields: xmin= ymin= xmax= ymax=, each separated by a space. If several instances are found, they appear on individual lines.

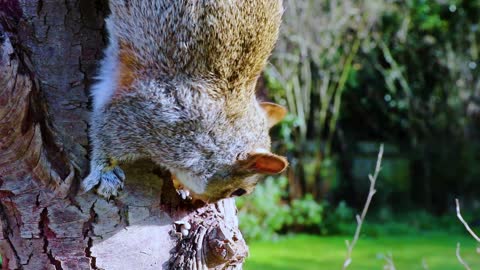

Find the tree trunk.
xmin=0 ymin=1 xmax=248 ymax=269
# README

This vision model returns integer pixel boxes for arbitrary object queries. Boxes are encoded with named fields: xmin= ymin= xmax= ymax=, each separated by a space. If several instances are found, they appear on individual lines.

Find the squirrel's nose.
xmin=189 ymin=193 xmax=211 ymax=205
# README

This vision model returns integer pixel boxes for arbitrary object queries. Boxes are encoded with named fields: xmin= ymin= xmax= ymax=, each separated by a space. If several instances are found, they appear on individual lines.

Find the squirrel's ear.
xmin=240 ymin=151 xmax=288 ymax=175
xmin=260 ymin=102 xmax=287 ymax=128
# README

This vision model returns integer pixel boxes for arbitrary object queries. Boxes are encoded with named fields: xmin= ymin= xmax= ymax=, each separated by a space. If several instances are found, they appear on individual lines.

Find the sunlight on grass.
xmin=244 ymin=234 xmax=480 ymax=270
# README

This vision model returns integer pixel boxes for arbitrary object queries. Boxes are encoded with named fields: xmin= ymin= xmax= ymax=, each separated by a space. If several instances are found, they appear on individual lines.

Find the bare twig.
xmin=455 ymin=199 xmax=480 ymax=242
xmin=456 ymin=243 xmax=472 ymax=270
xmin=422 ymin=258 xmax=429 ymax=270
xmin=342 ymin=144 xmax=384 ymax=269
xmin=383 ymin=253 xmax=396 ymax=270
xmin=454 ymin=199 xmax=479 ymax=270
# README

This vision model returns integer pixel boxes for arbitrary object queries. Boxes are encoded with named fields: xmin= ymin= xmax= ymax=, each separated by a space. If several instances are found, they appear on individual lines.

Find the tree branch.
xmin=383 ymin=253 xmax=396 ymax=270
xmin=456 ymin=243 xmax=472 ymax=270
xmin=454 ymin=198 xmax=479 ymax=270
xmin=455 ymin=199 xmax=480 ymax=242
xmin=422 ymin=258 xmax=429 ymax=270
xmin=342 ymin=144 xmax=384 ymax=269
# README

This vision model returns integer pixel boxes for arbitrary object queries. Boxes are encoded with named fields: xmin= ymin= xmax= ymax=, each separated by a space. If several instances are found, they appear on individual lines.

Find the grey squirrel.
xmin=82 ymin=0 xmax=288 ymax=203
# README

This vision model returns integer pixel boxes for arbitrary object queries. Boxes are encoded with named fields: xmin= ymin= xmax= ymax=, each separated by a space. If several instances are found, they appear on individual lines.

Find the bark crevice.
xmin=0 ymin=203 xmax=22 ymax=269
xmin=39 ymin=208 xmax=63 ymax=270
xmin=85 ymin=237 xmax=98 ymax=270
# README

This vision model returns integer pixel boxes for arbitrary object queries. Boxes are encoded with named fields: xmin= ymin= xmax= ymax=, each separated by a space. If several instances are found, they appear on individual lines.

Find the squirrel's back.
xmin=85 ymin=0 xmax=288 ymax=201
xmin=108 ymin=0 xmax=283 ymax=86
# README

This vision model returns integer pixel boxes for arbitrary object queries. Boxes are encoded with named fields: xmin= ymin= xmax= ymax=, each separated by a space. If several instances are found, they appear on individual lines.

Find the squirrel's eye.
xmin=230 ymin=188 xmax=247 ymax=197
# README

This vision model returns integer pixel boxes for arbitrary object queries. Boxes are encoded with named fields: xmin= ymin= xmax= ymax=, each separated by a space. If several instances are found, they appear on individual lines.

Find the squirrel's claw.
xmin=82 ymin=166 xmax=126 ymax=198
xmin=172 ymin=174 xmax=192 ymax=200
xmin=97 ymin=166 xmax=125 ymax=198
xmin=177 ymin=189 xmax=192 ymax=201
xmin=81 ymin=169 xmax=101 ymax=194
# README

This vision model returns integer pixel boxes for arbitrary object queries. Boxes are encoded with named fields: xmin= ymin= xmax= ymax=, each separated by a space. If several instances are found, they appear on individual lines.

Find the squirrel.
xmin=82 ymin=0 xmax=288 ymax=203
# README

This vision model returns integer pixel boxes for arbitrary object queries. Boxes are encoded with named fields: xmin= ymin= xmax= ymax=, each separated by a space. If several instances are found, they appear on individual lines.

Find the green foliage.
xmin=236 ymin=176 xmax=290 ymax=241
xmin=341 ymin=0 xmax=479 ymax=143
xmin=321 ymin=201 xmax=355 ymax=236
xmin=266 ymin=0 xmax=480 ymax=211
xmin=290 ymin=194 xmax=323 ymax=228
xmin=264 ymin=0 xmax=385 ymax=202
xmin=279 ymin=0 xmax=480 ymax=211
xmin=317 ymin=202 xmax=464 ymax=237
xmin=257 ymin=0 xmax=480 ymax=237
xmin=275 ymin=113 xmax=301 ymax=152
xmin=237 ymin=175 xmax=469 ymax=240
xmin=237 ymin=177 xmax=327 ymax=241
xmin=357 ymin=208 xmax=467 ymax=237
xmin=408 ymin=0 xmax=449 ymax=31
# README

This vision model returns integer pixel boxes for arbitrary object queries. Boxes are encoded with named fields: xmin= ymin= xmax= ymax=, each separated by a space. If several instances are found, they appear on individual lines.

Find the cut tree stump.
xmin=0 ymin=1 xmax=248 ymax=269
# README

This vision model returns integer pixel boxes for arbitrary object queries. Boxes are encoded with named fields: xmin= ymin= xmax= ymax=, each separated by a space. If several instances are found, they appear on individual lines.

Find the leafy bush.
xmin=338 ymin=0 xmax=480 ymax=210
xmin=265 ymin=0 xmax=480 ymax=215
xmin=356 ymin=209 xmax=466 ymax=237
xmin=290 ymin=194 xmax=323 ymax=228
xmin=237 ymin=177 xmax=326 ymax=241
xmin=320 ymin=201 xmax=356 ymax=236
xmin=237 ymin=177 xmax=467 ymax=240
xmin=236 ymin=176 xmax=291 ymax=241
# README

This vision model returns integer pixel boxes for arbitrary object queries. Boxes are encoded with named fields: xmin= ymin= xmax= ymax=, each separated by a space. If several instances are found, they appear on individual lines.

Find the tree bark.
xmin=0 ymin=1 xmax=248 ymax=269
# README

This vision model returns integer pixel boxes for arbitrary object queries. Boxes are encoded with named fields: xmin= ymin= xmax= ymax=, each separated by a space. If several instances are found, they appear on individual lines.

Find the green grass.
xmin=244 ymin=233 xmax=480 ymax=270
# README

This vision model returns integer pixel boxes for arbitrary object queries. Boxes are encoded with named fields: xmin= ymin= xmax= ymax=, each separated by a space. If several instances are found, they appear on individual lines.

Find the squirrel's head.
xmin=121 ymin=79 xmax=288 ymax=203
xmin=167 ymin=100 xmax=289 ymax=203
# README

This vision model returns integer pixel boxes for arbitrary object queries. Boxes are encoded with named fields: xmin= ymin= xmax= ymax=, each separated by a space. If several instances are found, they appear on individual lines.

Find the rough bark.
xmin=0 ymin=1 xmax=248 ymax=269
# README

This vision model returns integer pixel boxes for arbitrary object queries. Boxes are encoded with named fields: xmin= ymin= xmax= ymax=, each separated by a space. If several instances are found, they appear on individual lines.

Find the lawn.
xmin=244 ymin=233 xmax=480 ymax=270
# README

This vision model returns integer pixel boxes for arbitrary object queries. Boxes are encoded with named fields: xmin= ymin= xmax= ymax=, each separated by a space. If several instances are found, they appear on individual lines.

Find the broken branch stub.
xmin=168 ymin=199 xmax=248 ymax=270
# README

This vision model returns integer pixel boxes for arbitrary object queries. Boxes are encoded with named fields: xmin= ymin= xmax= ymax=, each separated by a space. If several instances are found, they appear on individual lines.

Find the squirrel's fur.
xmin=83 ymin=0 xmax=288 ymax=202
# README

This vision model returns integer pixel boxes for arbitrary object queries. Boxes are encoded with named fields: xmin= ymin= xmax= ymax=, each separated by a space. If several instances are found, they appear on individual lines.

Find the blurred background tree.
xmin=238 ymin=0 xmax=480 ymax=243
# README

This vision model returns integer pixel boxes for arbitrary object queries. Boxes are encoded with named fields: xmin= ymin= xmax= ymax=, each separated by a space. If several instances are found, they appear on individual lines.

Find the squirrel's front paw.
xmin=171 ymin=174 xmax=192 ymax=201
xmin=82 ymin=166 xmax=126 ymax=198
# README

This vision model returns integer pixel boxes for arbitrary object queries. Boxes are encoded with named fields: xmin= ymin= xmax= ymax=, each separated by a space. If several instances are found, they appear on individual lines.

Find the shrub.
xmin=290 ymin=194 xmax=324 ymax=229
xmin=237 ymin=177 xmax=326 ymax=241
xmin=321 ymin=201 xmax=356 ymax=236
xmin=236 ymin=176 xmax=291 ymax=241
